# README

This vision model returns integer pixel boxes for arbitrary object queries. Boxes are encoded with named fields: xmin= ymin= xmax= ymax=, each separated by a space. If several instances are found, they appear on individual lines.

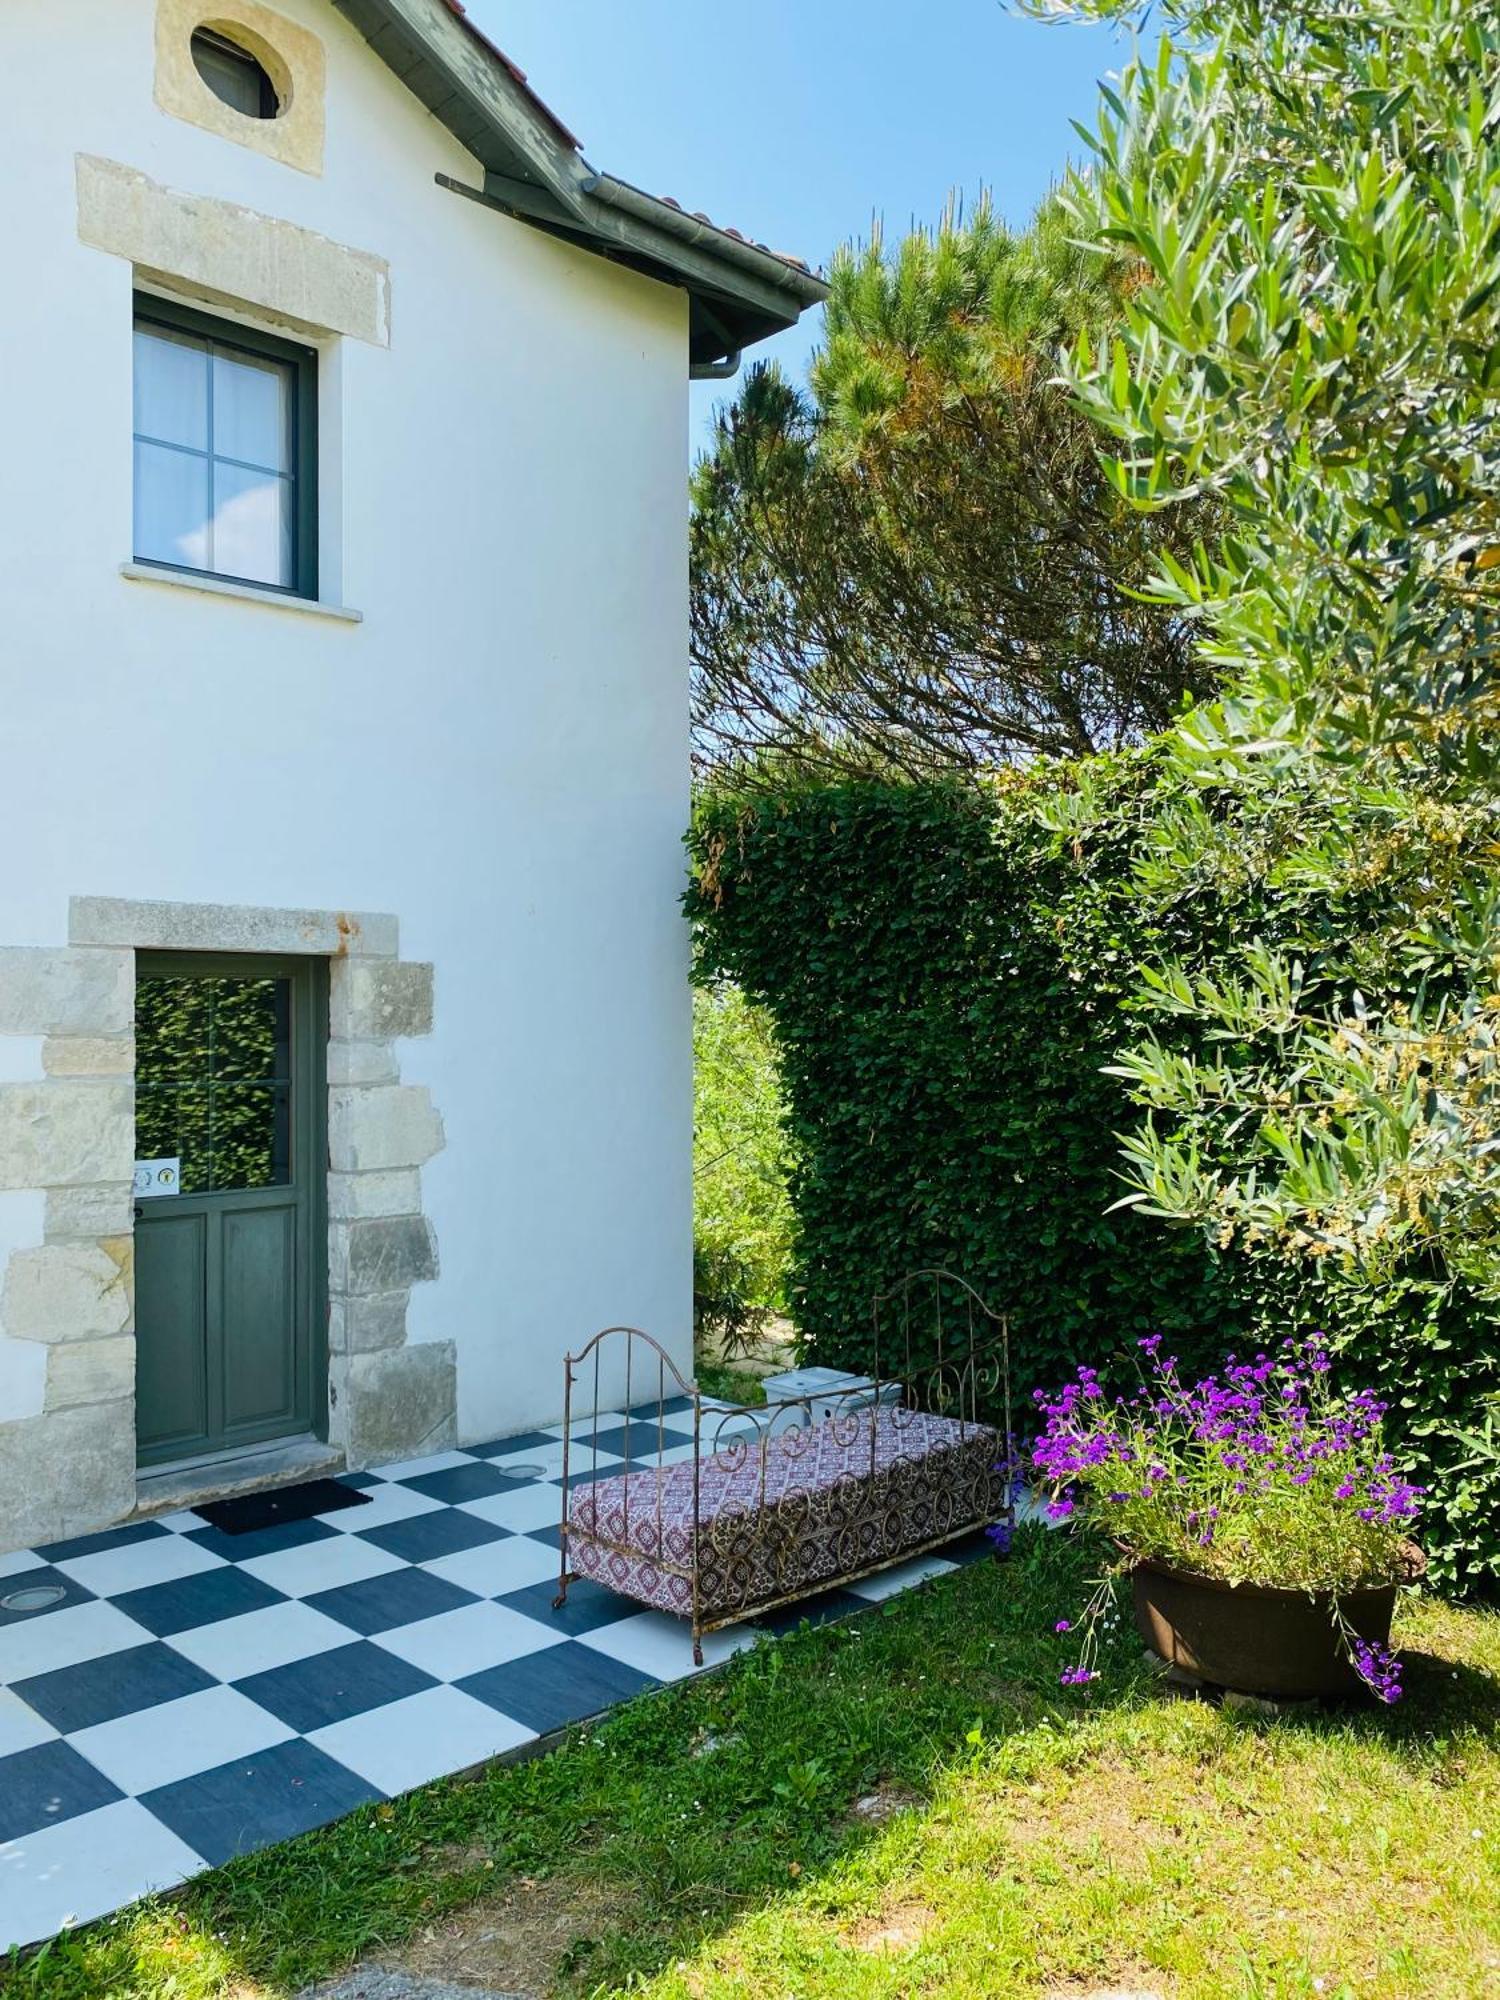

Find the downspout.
xmin=690 ymin=351 xmax=742 ymax=380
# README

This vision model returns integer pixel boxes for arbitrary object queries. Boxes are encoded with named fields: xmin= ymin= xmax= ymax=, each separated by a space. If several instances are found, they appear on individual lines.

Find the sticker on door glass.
xmin=134 ymin=1158 xmax=182 ymax=1199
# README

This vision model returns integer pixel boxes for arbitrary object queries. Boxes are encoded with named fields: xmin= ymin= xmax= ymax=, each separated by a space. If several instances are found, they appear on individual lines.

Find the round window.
xmin=191 ymin=26 xmax=281 ymax=119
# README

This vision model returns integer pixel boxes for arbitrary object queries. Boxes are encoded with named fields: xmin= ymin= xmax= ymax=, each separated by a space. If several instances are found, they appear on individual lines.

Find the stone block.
xmin=75 ymin=158 xmax=391 ymax=347
xmin=331 ymin=1216 xmax=437 ymax=1295
xmin=45 ymin=1182 xmax=134 ymax=1241
xmin=328 ymin=1289 xmax=408 ymax=1355
xmin=325 ymin=1353 xmax=352 ymax=1453
xmin=0 ymin=1400 xmax=136 ymax=1552
xmin=2 ymin=1239 xmax=134 ymax=1341
xmin=328 ymin=1086 xmax=444 ymax=1173
xmin=338 ymin=1341 xmax=457 ymax=1468
xmin=327 ymin=1168 xmax=421 ymax=1221
xmin=329 ymin=961 xmax=434 ymax=1041
xmin=0 ymin=1081 xmax=134 ymax=1189
xmin=70 ymin=895 xmax=398 ymax=958
xmin=326 ymin=1039 xmax=398 ymax=1087
xmin=46 ymin=1335 xmax=135 ymax=1410
xmin=0 ymin=948 xmax=132 ymax=1037
xmin=43 ymin=1035 xmax=135 ymax=1077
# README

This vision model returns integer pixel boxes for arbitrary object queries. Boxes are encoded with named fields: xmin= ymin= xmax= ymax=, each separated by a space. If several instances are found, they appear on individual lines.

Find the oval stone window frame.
xmin=154 ymin=0 xmax=326 ymax=177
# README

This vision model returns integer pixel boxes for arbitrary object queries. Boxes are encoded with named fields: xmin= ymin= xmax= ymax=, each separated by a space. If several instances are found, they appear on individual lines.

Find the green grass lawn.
xmin=691 ymin=1360 xmax=768 ymax=1406
xmin=7 ymin=1529 xmax=1498 ymax=2000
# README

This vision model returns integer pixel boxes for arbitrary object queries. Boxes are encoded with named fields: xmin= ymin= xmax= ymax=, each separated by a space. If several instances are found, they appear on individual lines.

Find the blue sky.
xmin=466 ymin=1 xmax=1128 ymax=450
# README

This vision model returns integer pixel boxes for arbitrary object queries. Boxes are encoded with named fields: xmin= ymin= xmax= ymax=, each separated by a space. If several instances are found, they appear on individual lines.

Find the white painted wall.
xmin=0 ymin=0 xmax=693 ymax=1442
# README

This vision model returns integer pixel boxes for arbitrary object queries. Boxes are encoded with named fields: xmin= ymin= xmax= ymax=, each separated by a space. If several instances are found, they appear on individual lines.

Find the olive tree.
xmin=1020 ymin=0 xmax=1500 ymax=1296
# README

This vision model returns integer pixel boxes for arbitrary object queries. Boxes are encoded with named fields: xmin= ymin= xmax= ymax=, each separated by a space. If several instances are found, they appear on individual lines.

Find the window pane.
xmin=212 ymin=348 xmax=291 ymax=472
xmin=135 ymin=441 xmax=211 ymax=570
xmin=136 ymin=979 xmax=212 ymax=1086
xmin=134 ymin=328 xmax=209 ymax=451
xmin=135 ymin=1086 xmax=213 ymax=1195
xmin=210 ymin=461 xmax=291 ymax=586
xmin=211 ymin=979 xmax=291 ymax=1082
xmin=211 ymin=1085 xmax=291 ymax=1191
xmin=192 ymin=33 xmax=274 ymax=118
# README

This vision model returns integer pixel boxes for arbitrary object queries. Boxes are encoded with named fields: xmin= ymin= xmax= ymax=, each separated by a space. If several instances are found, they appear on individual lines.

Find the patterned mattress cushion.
xmin=567 ymin=1406 xmax=1003 ymax=1621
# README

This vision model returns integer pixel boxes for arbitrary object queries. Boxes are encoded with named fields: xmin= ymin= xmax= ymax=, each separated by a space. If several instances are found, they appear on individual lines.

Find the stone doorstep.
xmin=132 ymin=1434 xmax=345 ymax=1521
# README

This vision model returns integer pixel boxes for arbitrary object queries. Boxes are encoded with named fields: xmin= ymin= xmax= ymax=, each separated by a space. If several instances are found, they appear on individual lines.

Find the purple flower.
xmin=1349 ymin=1636 xmax=1404 ymax=1704
xmin=1028 ymin=1340 xmax=1419 ymax=1687
xmin=1054 ymin=1619 xmax=1071 ymax=1634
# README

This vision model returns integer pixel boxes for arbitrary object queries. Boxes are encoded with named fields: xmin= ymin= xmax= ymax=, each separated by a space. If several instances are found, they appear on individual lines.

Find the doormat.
xmin=193 ymin=1478 xmax=371 ymax=1535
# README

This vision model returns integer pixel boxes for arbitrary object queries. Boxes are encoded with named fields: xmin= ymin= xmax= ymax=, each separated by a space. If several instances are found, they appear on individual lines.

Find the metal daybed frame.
xmin=554 ymin=1271 xmax=1015 ymax=1664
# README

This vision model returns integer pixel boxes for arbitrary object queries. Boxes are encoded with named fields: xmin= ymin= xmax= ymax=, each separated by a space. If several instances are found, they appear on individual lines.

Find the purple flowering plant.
xmin=1030 ymin=1335 xmax=1423 ymax=1701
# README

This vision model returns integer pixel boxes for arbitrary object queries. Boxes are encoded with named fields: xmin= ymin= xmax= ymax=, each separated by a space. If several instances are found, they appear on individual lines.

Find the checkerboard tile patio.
xmin=0 ymin=1399 xmax=987 ymax=1952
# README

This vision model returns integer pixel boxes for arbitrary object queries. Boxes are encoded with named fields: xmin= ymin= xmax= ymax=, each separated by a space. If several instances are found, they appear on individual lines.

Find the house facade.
xmin=0 ymin=0 xmax=823 ymax=1551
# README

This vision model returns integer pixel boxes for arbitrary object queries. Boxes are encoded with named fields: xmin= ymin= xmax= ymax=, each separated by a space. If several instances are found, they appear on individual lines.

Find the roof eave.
xmin=329 ymin=0 xmax=827 ymax=363
xmin=329 ymin=0 xmax=581 ymax=179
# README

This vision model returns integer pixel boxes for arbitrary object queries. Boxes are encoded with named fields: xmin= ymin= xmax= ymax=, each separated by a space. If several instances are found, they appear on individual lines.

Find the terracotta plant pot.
xmin=1131 ymin=1547 xmax=1424 ymax=1700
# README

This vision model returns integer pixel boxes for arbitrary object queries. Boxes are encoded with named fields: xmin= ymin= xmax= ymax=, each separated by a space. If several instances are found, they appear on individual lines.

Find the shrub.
xmin=693 ymin=983 xmax=795 ymax=1352
xmin=691 ymin=1239 xmax=770 ymax=1356
xmin=688 ymin=760 xmax=1500 ymax=1593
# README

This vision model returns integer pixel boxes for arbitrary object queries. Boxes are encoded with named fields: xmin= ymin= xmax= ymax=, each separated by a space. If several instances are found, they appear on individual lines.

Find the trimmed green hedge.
xmin=688 ymin=759 xmax=1500 ymax=1595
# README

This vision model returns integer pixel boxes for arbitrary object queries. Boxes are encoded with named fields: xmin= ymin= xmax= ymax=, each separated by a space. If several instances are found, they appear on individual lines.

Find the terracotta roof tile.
xmin=653 ymin=193 xmax=812 ymax=275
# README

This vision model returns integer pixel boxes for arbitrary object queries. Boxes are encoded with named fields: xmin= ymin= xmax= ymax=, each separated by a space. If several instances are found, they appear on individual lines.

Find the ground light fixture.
xmin=0 ymin=1583 xmax=68 ymax=1614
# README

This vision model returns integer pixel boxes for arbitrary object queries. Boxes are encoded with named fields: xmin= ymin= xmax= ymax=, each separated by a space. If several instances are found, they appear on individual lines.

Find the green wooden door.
xmin=133 ymin=954 xmax=326 ymax=1468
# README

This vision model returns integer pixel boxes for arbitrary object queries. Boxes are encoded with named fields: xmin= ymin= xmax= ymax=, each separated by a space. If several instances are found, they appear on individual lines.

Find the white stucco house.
xmin=0 ymin=0 xmax=824 ymax=1552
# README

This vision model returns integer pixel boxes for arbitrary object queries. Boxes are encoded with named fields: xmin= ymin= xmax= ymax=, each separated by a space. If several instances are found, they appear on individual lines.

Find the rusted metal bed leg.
xmin=555 ymin=1353 xmax=573 ymax=1613
xmin=692 ymin=1389 xmax=704 ymax=1668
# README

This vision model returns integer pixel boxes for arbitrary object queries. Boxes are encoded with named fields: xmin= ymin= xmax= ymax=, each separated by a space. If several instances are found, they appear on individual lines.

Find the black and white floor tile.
xmin=0 ymin=1400 xmax=979 ymax=1951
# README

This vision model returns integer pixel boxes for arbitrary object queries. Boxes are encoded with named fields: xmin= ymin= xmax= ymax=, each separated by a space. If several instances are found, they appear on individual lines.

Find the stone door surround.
xmin=0 ymin=896 xmax=452 ymax=1553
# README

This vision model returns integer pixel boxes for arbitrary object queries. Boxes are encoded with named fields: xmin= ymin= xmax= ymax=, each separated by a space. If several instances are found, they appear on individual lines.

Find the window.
xmin=190 ymin=26 xmax=280 ymax=120
xmin=135 ymin=973 xmax=293 ymax=1193
xmin=133 ymin=296 xmax=317 ymax=597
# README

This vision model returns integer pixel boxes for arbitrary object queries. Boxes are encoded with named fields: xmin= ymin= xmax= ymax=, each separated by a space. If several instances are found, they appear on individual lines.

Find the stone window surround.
xmin=154 ymin=0 xmax=328 ymax=179
xmin=0 ymin=896 xmax=454 ymax=1554
xmin=76 ymin=153 xmax=392 ymax=351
